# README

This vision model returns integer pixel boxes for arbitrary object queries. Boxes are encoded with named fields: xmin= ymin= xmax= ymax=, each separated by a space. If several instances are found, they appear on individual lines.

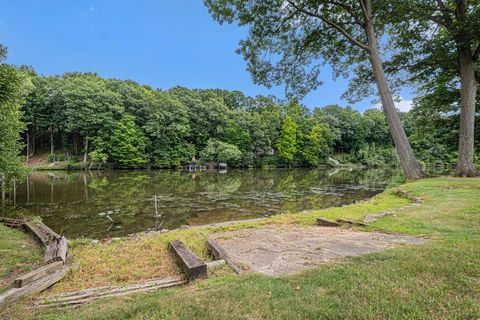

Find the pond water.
xmin=1 ymin=168 xmax=399 ymax=239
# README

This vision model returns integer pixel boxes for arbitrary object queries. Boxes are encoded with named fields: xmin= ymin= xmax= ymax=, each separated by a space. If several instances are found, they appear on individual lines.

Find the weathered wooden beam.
xmin=316 ymin=217 xmax=341 ymax=227
xmin=55 ymin=236 xmax=68 ymax=263
xmin=169 ymin=240 xmax=207 ymax=281
xmin=43 ymin=236 xmax=67 ymax=264
xmin=24 ymin=221 xmax=60 ymax=245
xmin=206 ymin=238 xmax=245 ymax=274
xmin=38 ymin=276 xmax=186 ymax=307
xmin=13 ymin=261 xmax=63 ymax=288
xmin=335 ymin=218 xmax=368 ymax=227
xmin=0 ymin=217 xmax=25 ymax=228
xmin=44 ymin=242 xmax=58 ymax=263
xmin=0 ymin=263 xmax=78 ymax=307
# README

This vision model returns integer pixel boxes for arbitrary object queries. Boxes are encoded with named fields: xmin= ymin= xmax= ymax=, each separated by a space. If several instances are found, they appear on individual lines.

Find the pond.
xmin=1 ymin=168 xmax=399 ymax=239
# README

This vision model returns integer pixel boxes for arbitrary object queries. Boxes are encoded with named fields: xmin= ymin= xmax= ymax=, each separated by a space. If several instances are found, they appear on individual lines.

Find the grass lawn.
xmin=0 ymin=225 xmax=43 ymax=294
xmin=4 ymin=177 xmax=480 ymax=319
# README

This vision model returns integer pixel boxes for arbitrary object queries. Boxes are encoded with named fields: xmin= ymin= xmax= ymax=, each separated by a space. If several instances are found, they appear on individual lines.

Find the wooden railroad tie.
xmin=169 ymin=240 xmax=207 ymax=281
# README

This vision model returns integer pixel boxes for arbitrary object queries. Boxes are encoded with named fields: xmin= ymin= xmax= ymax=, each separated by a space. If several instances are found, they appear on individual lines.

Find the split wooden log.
xmin=24 ymin=221 xmax=61 ymax=245
xmin=55 ymin=237 xmax=68 ymax=263
xmin=206 ymin=238 xmax=245 ymax=275
xmin=13 ymin=261 xmax=63 ymax=288
xmin=0 ymin=262 xmax=78 ymax=307
xmin=169 ymin=240 xmax=207 ymax=281
xmin=316 ymin=217 xmax=341 ymax=227
xmin=335 ymin=218 xmax=368 ymax=227
xmin=35 ymin=276 xmax=186 ymax=308
xmin=43 ymin=236 xmax=68 ymax=264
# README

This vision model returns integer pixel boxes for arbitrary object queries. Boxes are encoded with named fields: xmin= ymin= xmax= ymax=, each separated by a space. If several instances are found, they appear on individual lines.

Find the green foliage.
xmin=92 ymin=115 xmax=148 ymax=168
xmin=47 ymin=154 xmax=78 ymax=163
xmin=302 ymin=123 xmax=335 ymax=165
xmin=0 ymin=63 xmax=31 ymax=178
xmin=275 ymin=116 xmax=299 ymax=164
xmin=15 ymin=69 xmax=475 ymax=169
xmin=355 ymin=145 xmax=399 ymax=167
xmin=200 ymin=139 xmax=242 ymax=165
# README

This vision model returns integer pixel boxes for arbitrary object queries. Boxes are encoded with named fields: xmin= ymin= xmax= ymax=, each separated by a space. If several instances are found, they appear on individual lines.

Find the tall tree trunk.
xmin=453 ymin=3 xmax=479 ymax=177
xmin=364 ymin=15 xmax=423 ymax=180
xmin=31 ymin=127 xmax=36 ymax=157
xmin=73 ymin=132 xmax=79 ymax=155
xmin=26 ymin=132 xmax=30 ymax=163
xmin=1 ymin=173 xmax=6 ymax=202
xmin=50 ymin=128 xmax=54 ymax=155
xmin=83 ymin=133 xmax=89 ymax=163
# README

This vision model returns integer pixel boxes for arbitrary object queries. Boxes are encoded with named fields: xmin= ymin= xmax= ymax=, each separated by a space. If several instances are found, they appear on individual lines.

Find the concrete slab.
xmin=209 ymin=225 xmax=425 ymax=276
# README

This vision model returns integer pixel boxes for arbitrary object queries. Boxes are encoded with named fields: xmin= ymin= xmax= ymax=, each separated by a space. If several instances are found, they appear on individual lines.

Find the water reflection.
xmin=2 ymin=168 xmax=399 ymax=238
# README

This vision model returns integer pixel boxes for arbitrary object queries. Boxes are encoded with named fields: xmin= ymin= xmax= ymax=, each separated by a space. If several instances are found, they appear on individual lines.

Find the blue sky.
xmin=0 ymin=1 xmax=413 ymax=111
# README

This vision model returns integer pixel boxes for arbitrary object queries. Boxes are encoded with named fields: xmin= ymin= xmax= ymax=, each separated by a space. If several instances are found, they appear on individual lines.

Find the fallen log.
xmin=206 ymin=238 xmax=245 ymax=275
xmin=13 ymin=261 xmax=63 ymax=288
xmin=24 ymin=221 xmax=60 ymax=245
xmin=316 ymin=217 xmax=341 ymax=227
xmin=169 ymin=240 xmax=207 ymax=281
xmin=0 ymin=262 xmax=78 ymax=307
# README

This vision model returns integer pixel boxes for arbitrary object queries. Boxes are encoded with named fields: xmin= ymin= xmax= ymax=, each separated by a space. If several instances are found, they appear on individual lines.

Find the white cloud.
xmin=89 ymin=6 xmax=95 ymax=11
xmin=374 ymin=96 xmax=413 ymax=112
xmin=395 ymin=98 xmax=413 ymax=112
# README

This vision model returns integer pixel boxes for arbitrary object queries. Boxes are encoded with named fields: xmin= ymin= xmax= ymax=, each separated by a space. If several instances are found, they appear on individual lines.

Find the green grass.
xmin=0 ymin=225 xmax=43 ymax=294
xmin=7 ymin=177 xmax=480 ymax=319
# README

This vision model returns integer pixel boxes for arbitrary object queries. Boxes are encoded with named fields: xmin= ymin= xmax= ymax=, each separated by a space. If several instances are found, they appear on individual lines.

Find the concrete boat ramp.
xmin=207 ymin=225 xmax=425 ymax=276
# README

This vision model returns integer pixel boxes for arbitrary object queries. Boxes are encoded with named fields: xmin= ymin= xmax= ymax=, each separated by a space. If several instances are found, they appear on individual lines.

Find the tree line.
xmin=19 ymin=70 xmax=399 ymax=169
xmin=1 ymin=65 xmax=476 ymax=173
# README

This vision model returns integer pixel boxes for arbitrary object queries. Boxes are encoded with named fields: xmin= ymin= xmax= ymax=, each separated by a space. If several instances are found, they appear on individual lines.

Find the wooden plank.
xmin=0 ymin=263 xmax=78 ymax=307
xmin=13 ymin=261 xmax=63 ymax=288
xmin=169 ymin=240 xmax=207 ymax=281
xmin=206 ymin=238 xmax=245 ymax=274
xmin=316 ymin=217 xmax=341 ymax=227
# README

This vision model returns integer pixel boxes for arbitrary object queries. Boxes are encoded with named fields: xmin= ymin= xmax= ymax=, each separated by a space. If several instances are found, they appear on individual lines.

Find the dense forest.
xmin=13 ymin=70 xmax=479 ymax=170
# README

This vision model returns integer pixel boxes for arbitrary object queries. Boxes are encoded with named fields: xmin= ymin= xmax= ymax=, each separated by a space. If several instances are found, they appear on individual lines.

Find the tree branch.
xmin=286 ymin=0 xmax=370 ymax=52
xmin=435 ymin=0 xmax=454 ymax=28
xmin=330 ymin=1 xmax=364 ymax=27
xmin=429 ymin=14 xmax=449 ymax=27
xmin=359 ymin=0 xmax=369 ymax=20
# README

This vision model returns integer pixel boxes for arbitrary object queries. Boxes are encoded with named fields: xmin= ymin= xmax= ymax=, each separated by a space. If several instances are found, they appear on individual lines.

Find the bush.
xmin=355 ymin=146 xmax=399 ymax=167
xmin=200 ymin=139 xmax=242 ymax=166
xmin=47 ymin=153 xmax=79 ymax=163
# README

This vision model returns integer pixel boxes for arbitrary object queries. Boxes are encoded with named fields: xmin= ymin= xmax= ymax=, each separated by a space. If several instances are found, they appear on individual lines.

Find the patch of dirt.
xmin=25 ymin=153 xmax=49 ymax=168
xmin=209 ymin=225 xmax=425 ymax=276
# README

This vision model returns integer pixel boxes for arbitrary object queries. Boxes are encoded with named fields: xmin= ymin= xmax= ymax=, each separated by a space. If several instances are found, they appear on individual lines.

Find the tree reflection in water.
xmin=1 ymin=168 xmax=399 ymax=238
